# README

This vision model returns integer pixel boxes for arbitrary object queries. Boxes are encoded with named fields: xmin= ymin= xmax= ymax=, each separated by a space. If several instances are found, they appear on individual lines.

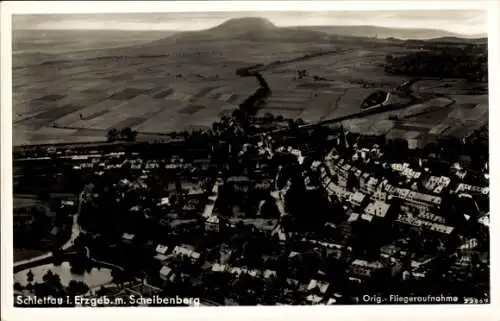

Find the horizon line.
xmin=12 ymin=24 xmax=488 ymax=37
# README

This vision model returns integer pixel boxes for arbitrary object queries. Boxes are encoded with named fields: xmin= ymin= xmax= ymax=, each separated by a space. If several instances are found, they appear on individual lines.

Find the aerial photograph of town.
xmin=10 ymin=10 xmax=489 ymax=307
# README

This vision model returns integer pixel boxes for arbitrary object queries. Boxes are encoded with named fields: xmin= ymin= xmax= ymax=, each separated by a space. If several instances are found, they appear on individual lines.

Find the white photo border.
xmin=1 ymin=1 xmax=499 ymax=321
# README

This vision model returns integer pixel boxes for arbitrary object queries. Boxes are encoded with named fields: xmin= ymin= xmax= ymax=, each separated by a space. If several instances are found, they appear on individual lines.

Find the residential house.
xmin=247 ymin=269 xmax=260 ymax=278
xmin=286 ymin=278 xmax=300 ymax=289
xmin=360 ymin=176 xmax=379 ymax=195
xmin=122 ymin=233 xmax=135 ymax=244
xmin=205 ymin=215 xmax=220 ymax=232
xmin=424 ymin=176 xmax=451 ymax=194
xmin=263 ymin=269 xmax=277 ymax=279
xmin=396 ymin=214 xmax=454 ymax=235
xmin=61 ymin=200 xmax=75 ymax=207
xmin=154 ymin=244 xmax=169 ymax=261
xmin=157 ymin=197 xmax=170 ymax=207
xmin=219 ymin=245 xmax=232 ymax=264
xmin=311 ymin=161 xmax=322 ymax=171
xmin=380 ymin=244 xmax=401 ymax=259
xmin=459 ymin=238 xmax=478 ymax=254
xmin=385 ymin=257 xmax=404 ymax=276
xmin=391 ymin=188 xmax=442 ymax=210
xmin=172 ymin=245 xmax=201 ymax=261
xmin=364 ymin=200 xmax=391 ymax=218
xmin=417 ymin=212 xmax=446 ymax=223
xmin=229 ymin=267 xmax=245 ymax=276
xmin=49 ymin=226 xmax=60 ymax=239
xmin=347 ymin=213 xmax=361 ymax=223
xmin=211 ymin=263 xmax=227 ymax=273
xmin=360 ymin=213 xmax=374 ymax=222
xmin=478 ymin=215 xmax=489 ymax=227
xmin=302 ymin=239 xmax=345 ymax=259
xmin=159 ymin=265 xmax=175 ymax=283
xmin=456 ymin=183 xmax=489 ymax=196
xmin=371 ymin=190 xmax=388 ymax=201
xmin=306 ymin=294 xmax=324 ymax=304
xmin=326 ymin=297 xmax=340 ymax=305
xmin=391 ymin=163 xmax=421 ymax=180
xmin=349 ymin=259 xmax=384 ymax=278
xmin=411 ymin=255 xmax=437 ymax=270
xmin=307 ymin=279 xmax=329 ymax=293
xmin=428 ymin=223 xmax=454 ymax=235
xmin=348 ymin=191 xmax=366 ymax=208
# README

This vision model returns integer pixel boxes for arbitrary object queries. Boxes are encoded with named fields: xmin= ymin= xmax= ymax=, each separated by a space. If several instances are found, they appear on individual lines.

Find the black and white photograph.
xmin=1 ymin=1 xmax=498 ymax=319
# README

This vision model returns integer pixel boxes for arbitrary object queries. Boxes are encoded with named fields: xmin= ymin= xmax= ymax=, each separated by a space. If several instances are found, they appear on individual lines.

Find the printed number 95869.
xmin=464 ymin=297 xmax=489 ymax=304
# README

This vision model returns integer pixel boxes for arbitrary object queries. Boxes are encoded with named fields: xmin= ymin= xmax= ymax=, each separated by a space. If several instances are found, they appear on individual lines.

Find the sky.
xmin=13 ymin=11 xmax=487 ymax=36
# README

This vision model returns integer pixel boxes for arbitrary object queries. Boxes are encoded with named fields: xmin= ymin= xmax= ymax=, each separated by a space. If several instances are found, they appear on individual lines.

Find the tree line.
xmin=384 ymin=45 xmax=487 ymax=82
xmin=106 ymin=127 xmax=138 ymax=142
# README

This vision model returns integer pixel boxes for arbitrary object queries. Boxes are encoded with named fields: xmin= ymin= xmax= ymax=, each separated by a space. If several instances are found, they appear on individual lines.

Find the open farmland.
xmin=338 ymin=94 xmax=488 ymax=148
xmin=13 ymin=22 xmax=488 ymax=146
xmin=12 ymin=39 xmax=347 ymax=145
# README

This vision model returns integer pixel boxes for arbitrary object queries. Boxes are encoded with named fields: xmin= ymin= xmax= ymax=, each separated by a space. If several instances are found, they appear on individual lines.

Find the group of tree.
xmin=106 ymin=127 xmax=138 ymax=142
xmin=238 ymin=73 xmax=272 ymax=118
xmin=384 ymin=47 xmax=487 ymax=82
xmin=16 ymin=268 xmax=90 ymax=305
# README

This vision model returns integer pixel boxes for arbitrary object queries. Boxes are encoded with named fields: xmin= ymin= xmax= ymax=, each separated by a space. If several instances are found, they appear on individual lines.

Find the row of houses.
xmin=326 ymin=152 xmax=451 ymax=211
xmin=424 ymin=175 xmax=451 ymax=194
xmin=382 ymin=182 xmax=442 ymax=211
xmin=395 ymin=214 xmax=454 ymax=235
xmin=455 ymin=183 xmax=489 ymax=195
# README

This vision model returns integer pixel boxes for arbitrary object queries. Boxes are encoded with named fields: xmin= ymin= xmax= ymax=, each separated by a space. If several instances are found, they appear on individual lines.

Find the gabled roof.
xmin=206 ymin=215 xmax=220 ymax=224
xmin=155 ymin=244 xmax=169 ymax=254
xmin=263 ymin=269 xmax=277 ymax=279
xmin=211 ymin=263 xmax=227 ymax=272
xmin=307 ymin=279 xmax=329 ymax=293
xmin=306 ymin=294 xmax=323 ymax=304
xmin=122 ymin=232 xmax=135 ymax=241
xmin=160 ymin=265 xmax=172 ymax=276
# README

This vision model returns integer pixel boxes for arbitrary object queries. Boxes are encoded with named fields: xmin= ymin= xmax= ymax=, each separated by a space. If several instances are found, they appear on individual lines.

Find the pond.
xmin=14 ymin=261 xmax=113 ymax=288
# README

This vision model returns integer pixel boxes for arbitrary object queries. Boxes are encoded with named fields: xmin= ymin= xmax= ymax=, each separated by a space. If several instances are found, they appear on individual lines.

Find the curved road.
xmin=61 ymin=192 xmax=84 ymax=250
xmin=14 ymin=191 xmax=84 ymax=268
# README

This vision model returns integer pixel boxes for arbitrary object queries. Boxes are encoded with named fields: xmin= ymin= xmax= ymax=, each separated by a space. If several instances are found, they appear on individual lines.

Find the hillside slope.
xmin=141 ymin=17 xmax=331 ymax=46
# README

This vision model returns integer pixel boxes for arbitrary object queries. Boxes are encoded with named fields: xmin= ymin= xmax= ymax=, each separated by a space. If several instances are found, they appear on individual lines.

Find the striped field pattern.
xmin=13 ymin=43 xmax=488 ymax=146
